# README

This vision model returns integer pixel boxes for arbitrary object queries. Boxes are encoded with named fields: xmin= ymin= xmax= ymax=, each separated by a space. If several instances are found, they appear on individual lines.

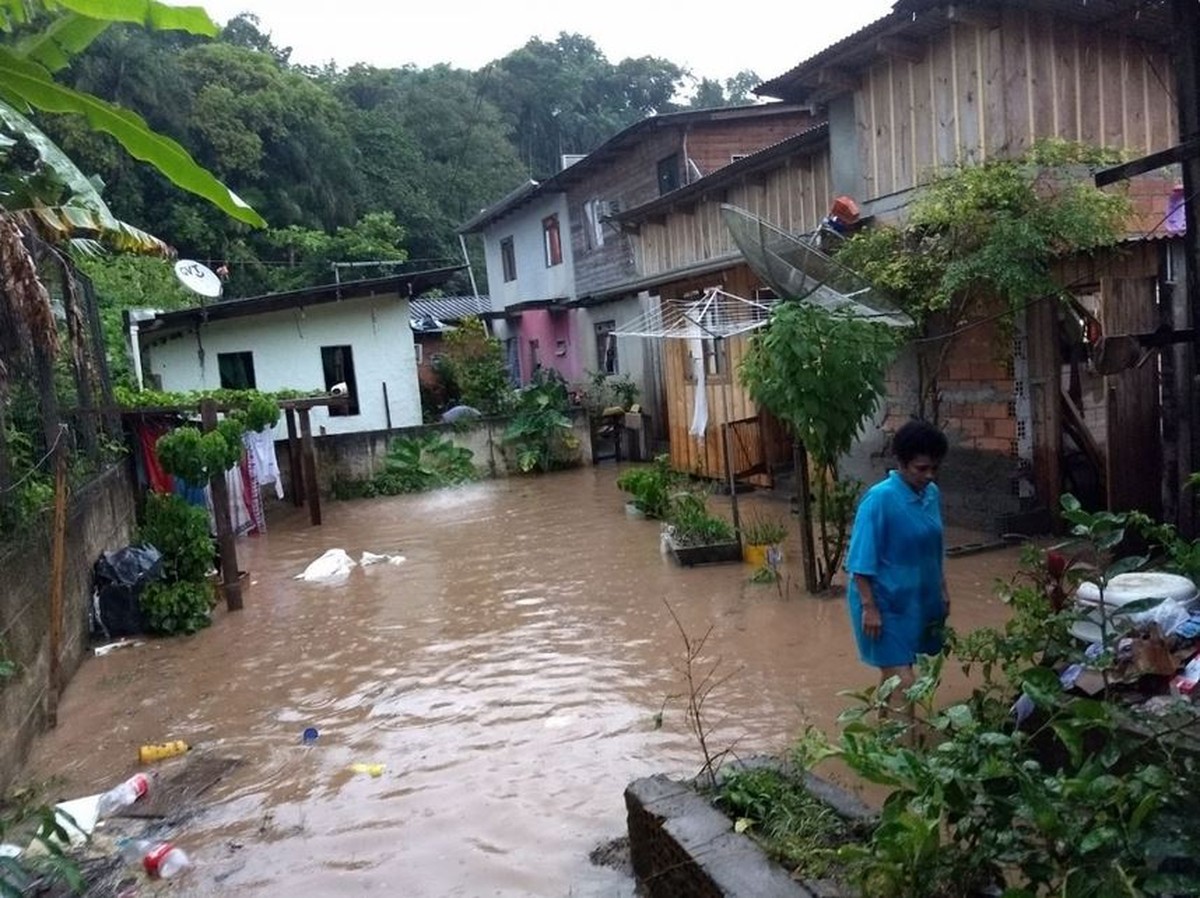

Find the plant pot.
xmin=743 ymin=543 xmax=784 ymax=567
xmin=665 ymin=534 xmax=742 ymax=567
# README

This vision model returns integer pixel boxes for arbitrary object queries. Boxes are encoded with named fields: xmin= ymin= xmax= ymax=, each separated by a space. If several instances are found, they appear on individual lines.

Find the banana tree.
xmin=0 ymin=0 xmax=265 ymax=230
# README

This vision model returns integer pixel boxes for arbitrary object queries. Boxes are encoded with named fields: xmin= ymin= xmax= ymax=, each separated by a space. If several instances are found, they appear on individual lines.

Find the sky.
xmin=197 ymin=1 xmax=898 ymax=88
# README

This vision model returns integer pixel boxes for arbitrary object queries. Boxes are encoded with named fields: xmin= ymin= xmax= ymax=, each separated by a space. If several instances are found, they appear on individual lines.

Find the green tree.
xmin=835 ymin=143 xmax=1130 ymax=420
xmin=254 ymin=211 xmax=408 ymax=293
xmin=442 ymin=317 xmax=512 ymax=415
xmin=740 ymin=304 xmax=899 ymax=589
xmin=0 ymin=0 xmax=265 ymax=227
xmin=481 ymin=33 xmax=683 ymax=178
xmin=78 ymin=254 xmax=193 ymax=385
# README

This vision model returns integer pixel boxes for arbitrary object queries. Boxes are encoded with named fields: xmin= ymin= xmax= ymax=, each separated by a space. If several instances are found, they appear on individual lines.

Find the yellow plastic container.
xmin=138 ymin=740 xmax=189 ymax=764
xmin=743 ymin=543 xmax=784 ymax=568
xmin=350 ymin=762 xmax=385 ymax=778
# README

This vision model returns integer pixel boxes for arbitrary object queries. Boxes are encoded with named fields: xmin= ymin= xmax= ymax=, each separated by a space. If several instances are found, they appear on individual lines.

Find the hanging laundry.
xmin=207 ymin=465 xmax=254 ymax=537
xmin=243 ymin=428 xmax=284 ymax=499
xmin=134 ymin=420 xmax=175 ymax=494
xmin=172 ymin=477 xmax=208 ymax=509
xmin=688 ymin=347 xmax=708 ymax=439
xmin=239 ymin=452 xmax=266 ymax=535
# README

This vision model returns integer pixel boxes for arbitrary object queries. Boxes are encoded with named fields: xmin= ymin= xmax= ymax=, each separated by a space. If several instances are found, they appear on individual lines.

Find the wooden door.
xmin=1102 ymin=277 xmax=1161 ymax=517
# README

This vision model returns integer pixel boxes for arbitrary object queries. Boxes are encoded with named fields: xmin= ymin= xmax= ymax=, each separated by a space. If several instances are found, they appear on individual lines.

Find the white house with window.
xmin=136 ymin=268 xmax=460 ymax=435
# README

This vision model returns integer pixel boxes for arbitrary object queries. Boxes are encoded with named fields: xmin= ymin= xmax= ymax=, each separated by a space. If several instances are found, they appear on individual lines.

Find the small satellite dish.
xmin=173 ymin=259 xmax=223 ymax=299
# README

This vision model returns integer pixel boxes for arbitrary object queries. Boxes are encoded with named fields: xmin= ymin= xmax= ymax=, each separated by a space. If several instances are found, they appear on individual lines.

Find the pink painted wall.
xmin=517 ymin=308 xmax=584 ymax=384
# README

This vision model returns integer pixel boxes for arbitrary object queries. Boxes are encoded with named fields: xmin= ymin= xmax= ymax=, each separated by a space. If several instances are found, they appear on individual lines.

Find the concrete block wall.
xmin=0 ymin=463 xmax=137 ymax=788
xmin=277 ymin=411 xmax=595 ymax=494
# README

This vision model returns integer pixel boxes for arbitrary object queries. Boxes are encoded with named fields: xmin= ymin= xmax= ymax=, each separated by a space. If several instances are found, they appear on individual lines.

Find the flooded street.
xmin=21 ymin=466 xmax=1022 ymax=896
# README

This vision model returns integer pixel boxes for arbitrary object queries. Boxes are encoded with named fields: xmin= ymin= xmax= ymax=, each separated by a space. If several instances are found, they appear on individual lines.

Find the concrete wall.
xmin=0 ymin=464 xmax=136 ymax=788
xmin=514 ymin=308 xmax=584 ymax=383
xmin=276 ymin=411 xmax=595 ymax=493
xmin=483 ymin=193 xmax=576 ymax=308
xmin=144 ymin=296 xmax=422 ymax=436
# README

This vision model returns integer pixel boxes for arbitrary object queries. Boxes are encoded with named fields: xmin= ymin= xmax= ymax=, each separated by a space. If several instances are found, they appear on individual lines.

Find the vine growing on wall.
xmin=834 ymin=141 xmax=1131 ymax=422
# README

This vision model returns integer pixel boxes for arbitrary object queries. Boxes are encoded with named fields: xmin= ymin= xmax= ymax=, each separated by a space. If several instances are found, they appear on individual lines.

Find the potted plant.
xmin=663 ymin=490 xmax=741 ymax=566
xmin=616 ymin=455 xmax=681 ymax=519
xmin=741 ymin=514 xmax=788 ymax=569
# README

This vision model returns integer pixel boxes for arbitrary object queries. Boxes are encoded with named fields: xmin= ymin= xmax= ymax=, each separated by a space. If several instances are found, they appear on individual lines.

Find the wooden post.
xmin=47 ymin=432 xmax=68 ymax=727
xmin=1177 ymin=0 xmax=1200 ymax=534
xmin=285 ymin=407 xmax=304 ymax=507
xmin=298 ymin=407 xmax=322 ymax=526
xmin=201 ymin=399 xmax=243 ymax=611
xmin=1027 ymin=296 xmax=1063 ymax=529
xmin=717 ymin=337 xmax=741 ymax=542
xmin=793 ymin=441 xmax=818 ymax=595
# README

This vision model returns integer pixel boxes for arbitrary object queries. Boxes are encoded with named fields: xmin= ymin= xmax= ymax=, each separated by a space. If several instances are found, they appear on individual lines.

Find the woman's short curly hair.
xmin=892 ymin=419 xmax=948 ymax=464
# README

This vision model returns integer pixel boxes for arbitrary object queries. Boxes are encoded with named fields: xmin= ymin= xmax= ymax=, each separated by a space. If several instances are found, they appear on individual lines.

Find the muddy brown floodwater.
xmin=20 ymin=466 xmax=1024 ymax=897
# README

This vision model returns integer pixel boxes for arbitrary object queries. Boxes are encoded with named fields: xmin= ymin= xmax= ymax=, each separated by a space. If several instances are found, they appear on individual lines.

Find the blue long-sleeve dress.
xmin=845 ymin=470 xmax=946 ymax=667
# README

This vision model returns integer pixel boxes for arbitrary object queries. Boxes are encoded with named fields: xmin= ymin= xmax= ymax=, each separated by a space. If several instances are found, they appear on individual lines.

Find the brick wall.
xmin=843 ymin=314 xmax=1029 ymax=535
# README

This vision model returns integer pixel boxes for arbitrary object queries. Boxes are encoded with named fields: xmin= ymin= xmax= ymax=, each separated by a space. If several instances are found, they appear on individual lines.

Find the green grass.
xmin=712 ymin=766 xmax=859 ymax=880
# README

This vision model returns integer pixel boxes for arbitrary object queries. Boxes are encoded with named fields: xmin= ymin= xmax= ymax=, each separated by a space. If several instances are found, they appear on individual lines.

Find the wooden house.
xmin=615 ymin=0 xmax=1186 ymax=531
xmin=458 ymin=103 xmax=816 ymax=440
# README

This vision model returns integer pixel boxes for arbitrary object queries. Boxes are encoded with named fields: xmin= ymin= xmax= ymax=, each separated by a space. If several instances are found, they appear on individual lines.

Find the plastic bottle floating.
xmin=138 ymin=741 xmax=189 ymax=764
xmin=350 ymin=762 xmax=385 ymax=777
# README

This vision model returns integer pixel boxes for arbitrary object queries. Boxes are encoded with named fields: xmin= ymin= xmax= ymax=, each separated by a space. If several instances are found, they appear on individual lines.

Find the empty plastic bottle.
xmin=95 ymin=773 xmax=149 ymax=818
xmin=117 ymin=838 xmax=191 ymax=879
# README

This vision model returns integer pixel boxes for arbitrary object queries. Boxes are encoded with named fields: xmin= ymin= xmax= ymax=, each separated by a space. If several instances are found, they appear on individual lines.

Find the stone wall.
xmin=0 ymin=463 xmax=137 ymax=788
xmin=276 ymin=411 xmax=594 ymax=494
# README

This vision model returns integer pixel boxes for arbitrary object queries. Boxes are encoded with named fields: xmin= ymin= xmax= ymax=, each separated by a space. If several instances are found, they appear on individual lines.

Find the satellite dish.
xmin=173 ymin=259 xmax=223 ymax=299
xmin=719 ymin=204 xmax=912 ymax=328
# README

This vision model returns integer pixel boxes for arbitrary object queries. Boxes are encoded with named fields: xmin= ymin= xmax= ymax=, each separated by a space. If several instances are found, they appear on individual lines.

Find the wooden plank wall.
xmin=662 ymin=267 xmax=775 ymax=485
xmin=855 ymin=8 xmax=1178 ymax=199
xmin=637 ymin=147 xmax=833 ymax=278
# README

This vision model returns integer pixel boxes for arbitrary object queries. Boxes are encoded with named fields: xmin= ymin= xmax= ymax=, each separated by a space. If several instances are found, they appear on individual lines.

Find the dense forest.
xmin=40 ymin=14 xmax=760 ymax=304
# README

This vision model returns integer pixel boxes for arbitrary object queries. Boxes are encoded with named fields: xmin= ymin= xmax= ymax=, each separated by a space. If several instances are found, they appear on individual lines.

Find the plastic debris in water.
xmin=350 ymin=763 xmax=385 ymax=777
xmin=302 ymin=727 xmax=319 ymax=744
xmin=295 ymin=549 xmax=356 ymax=583
xmin=360 ymin=551 xmax=406 ymax=567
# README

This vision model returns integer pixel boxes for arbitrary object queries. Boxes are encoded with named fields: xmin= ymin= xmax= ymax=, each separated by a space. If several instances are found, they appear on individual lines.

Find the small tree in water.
xmin=441 ymin=316 xmax=513 ymax=415
xmin=740 ymin=304 xmax=898 ymax=590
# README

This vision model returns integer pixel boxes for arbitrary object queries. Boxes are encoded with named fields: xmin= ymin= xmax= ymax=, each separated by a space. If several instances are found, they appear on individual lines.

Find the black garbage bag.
xmin=91 ymin=544 xmax=164 ymax=639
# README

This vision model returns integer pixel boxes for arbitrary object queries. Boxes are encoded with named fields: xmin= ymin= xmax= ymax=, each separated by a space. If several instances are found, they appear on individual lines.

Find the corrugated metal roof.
xmin=410 ymin=294 xmax=492 ymax=324
xmin=141 ymin=266 xmax=465 ymax=335
xmin=456 ymin=103 xmax=814 ymax=234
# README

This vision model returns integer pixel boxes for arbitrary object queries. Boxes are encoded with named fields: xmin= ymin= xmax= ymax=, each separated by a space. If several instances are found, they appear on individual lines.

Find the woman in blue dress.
xmin=845 ymin=420 xmax=950 ymax=696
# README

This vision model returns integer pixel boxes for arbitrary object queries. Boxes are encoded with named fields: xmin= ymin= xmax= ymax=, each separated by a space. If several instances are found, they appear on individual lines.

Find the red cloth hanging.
xmin=136 ymin=420 xmax=175 ymax=494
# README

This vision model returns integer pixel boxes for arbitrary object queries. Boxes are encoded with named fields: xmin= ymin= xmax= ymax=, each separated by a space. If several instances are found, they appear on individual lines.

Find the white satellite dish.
xmin=173 ymin=259 xmax=223 ymax=299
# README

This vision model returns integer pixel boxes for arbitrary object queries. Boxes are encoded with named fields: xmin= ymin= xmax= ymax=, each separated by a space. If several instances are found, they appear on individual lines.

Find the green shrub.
xmin=741 ymin=513 xmax=788 ymax=545
xmin=714 ymin=766 xmax=855 ymax=879
xmin=616 ymin=455 xmax=681 ymax=519
xmin=667 ymin=490 xmax=734 ymax=547
xmin=137 ymin=493 xmax=213 ymax=585
xmin=503 ymin=372 xmax=579 ymax=473
xmin=139 ymin=580 xmax=214 ymax=635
